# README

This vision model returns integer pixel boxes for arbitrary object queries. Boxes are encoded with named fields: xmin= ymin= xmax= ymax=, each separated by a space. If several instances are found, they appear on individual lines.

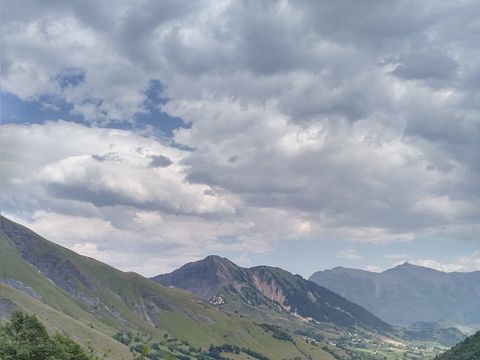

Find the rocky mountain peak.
xmin=151 ymin=255 xmax=245 ymax=299
xmin=153 ymin=255 xmax=392 ymax=332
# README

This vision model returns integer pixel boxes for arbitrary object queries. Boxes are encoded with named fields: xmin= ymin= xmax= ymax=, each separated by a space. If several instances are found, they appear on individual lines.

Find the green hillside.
xmin=0 ymin=215 xmax=340 ymax=359
xmin=0 ymin=284 xmax=131 ymax=357
xmin=0 ymin=215 xmax=451 ymax=359
xmin=435 ymin=331 xmax=480 ymax=360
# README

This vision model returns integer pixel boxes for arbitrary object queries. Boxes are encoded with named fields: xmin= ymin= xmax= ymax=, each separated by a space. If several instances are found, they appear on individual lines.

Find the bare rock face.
xmin=152 ymin=256 xmax=392 ymax=332
xmin=0 ymin=215 xmax=100 ymax=310
xmin=250 ymin=267 xmax=291 ymax=312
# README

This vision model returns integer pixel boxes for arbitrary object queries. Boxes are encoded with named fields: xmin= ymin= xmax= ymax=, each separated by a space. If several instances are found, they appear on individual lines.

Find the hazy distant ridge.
xmin=310 ymin=263 xmax=480 ymax=328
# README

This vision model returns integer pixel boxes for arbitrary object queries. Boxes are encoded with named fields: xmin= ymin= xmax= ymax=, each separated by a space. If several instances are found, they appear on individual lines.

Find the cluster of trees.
xmin=113 ymin=330 xmax=192 ymax=360
xmin=0 ymin=312 xmax=149 ymax=360
xmin=0 ymin=312 xmax=100 ymax=360
xmin=259 ymin=323 xmax=293 ymax=342
xmin=112 ymin=330 xmax=272 ymax=360
xmin=0 ymin=312 xmax=277 ymax=360
xmin=206 ymin=344 xmax=270 ymax=360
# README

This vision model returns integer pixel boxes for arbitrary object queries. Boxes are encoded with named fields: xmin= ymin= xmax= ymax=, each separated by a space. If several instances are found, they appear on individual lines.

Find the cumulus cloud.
xmin=0 ymin=121 xmax=235 ymax=215
xmin=2 ymin=0 xmax=480 ymax=273
xmin=0 ymin=122 xmax=325 ymax=274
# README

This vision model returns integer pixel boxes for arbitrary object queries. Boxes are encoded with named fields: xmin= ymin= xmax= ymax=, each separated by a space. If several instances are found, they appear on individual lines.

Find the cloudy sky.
xmin=1 ymin=0 xmax=480 ymax=277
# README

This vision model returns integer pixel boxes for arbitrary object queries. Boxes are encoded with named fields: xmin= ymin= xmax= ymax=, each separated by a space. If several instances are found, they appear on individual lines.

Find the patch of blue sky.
xmin=0 ymin=91 xmax=84 ymax=125
xmin=222 ymin=236 xmax=480 ymax=278
xmin=131 ymin=79 xmax=190 ymax=138
xmin=1 ymin=77 xmax=189 ymax=141
xmin=1 ymin=68 xmax=85 ymax=125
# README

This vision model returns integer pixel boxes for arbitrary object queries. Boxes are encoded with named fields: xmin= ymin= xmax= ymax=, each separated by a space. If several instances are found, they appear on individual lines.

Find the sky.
xmin=1 ymin=0 xmax=480 ymax=277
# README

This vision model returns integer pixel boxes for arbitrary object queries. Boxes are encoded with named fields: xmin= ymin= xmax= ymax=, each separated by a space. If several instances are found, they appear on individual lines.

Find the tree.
xmin=0 ymin=311 xmax=90 ymax=360
xmin=0 ymin=311 xmax=155 ymax=360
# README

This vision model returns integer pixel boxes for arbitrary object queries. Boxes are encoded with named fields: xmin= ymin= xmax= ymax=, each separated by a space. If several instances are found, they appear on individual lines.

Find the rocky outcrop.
xmin=0 ymin=215 xmax=98 ymax=307
xmin=0 ymin=278 xmax=42 ymax=300
xmin=251 ymin=269 xmax=290 ymax=311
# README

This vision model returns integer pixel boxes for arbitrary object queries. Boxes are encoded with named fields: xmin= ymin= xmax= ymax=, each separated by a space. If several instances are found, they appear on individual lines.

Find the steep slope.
xmin=309 ymin=263 xmax=480 ymax=328
xmin=153 ymin=256 xmax=392 ymax=332
xmin=0 ymin=283 xmax=131 ymax=357
xmin=0 ymin=215 xmax=343 ymax=360
xmin=0 ymin=214 xmax=215 ymax=336
xmin=435 ymin=331 xmax=480 ymax=360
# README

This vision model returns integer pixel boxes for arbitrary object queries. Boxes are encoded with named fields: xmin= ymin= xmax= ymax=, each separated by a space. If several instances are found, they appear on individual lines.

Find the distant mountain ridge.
xmin=309 ymin=262 xmax=480 ymax=328
xmin=435 ymin=331 xmax=480 ymax=359
xmin=153 ymin=255 xmax=392 ymax=332
xmin=0 ymin=215 xmax=466 ymax=357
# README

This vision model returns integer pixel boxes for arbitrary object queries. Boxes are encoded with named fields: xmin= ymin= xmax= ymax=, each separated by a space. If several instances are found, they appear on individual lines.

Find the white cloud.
xmin=405 ymin=252 xmax=480 ymax=272
xmin=1 ymin=121 xmax=234 ymax=216
xmin=2 ymin=0 xmax=480 ymax=273
xmin=0 ymin=121 xmax=335 ymax=274
xmin=363 ymin=265 xmax=382 ymax=273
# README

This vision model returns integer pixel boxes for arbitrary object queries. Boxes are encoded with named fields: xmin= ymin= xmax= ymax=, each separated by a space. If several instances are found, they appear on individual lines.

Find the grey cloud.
xmin=3 ymin=0 xmax=480 ymax=250
xmin=184 ymin=141 xmax=441 ymax=233
xmin=45 ymin=182 xmax=145 ymax=209
xmin=43 ymin=181 xmax=211 ymax=217
xmin=2 ymin=0 xmax=473 ymax=122
xmin=233 ymin=2 xmax=307 ymax=75
xmin=296 ymin=0 xmax=438 ymax=51
xmin=114 ymin=0 xmax=198 ymax=69
xmin=149 ymin=155 xmax=173 ymax=168
xmin=92 ymin=152 xmax=123 ymax=162
xmin=391 ymin=52 xmax=458 ymax=82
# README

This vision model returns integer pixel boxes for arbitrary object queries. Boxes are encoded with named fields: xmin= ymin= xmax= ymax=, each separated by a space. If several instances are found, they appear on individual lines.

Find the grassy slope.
xmin=0 ymin=281 xmax=338 ymax=360
xmin=0 ymin=284 xmax=131 ymax=357
xmin=0 ymin=216 xmax=339 ymax=359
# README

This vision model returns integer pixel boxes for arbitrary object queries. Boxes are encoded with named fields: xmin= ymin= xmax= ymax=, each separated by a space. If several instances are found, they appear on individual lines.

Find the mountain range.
xmin=153 ymin=255 xmax=391 ymax=332
xmin=0 ymin=214 xmax=468 ymax=359
xmin=152 ymin=256 xmax=467 ymax=347
xmin=0 ymin=215 xmax=347 ymax=359
xmin=0 ymin=214 xmax=407 ymax=359
xmin=309 ymin=263 xmax=480 ymax=330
